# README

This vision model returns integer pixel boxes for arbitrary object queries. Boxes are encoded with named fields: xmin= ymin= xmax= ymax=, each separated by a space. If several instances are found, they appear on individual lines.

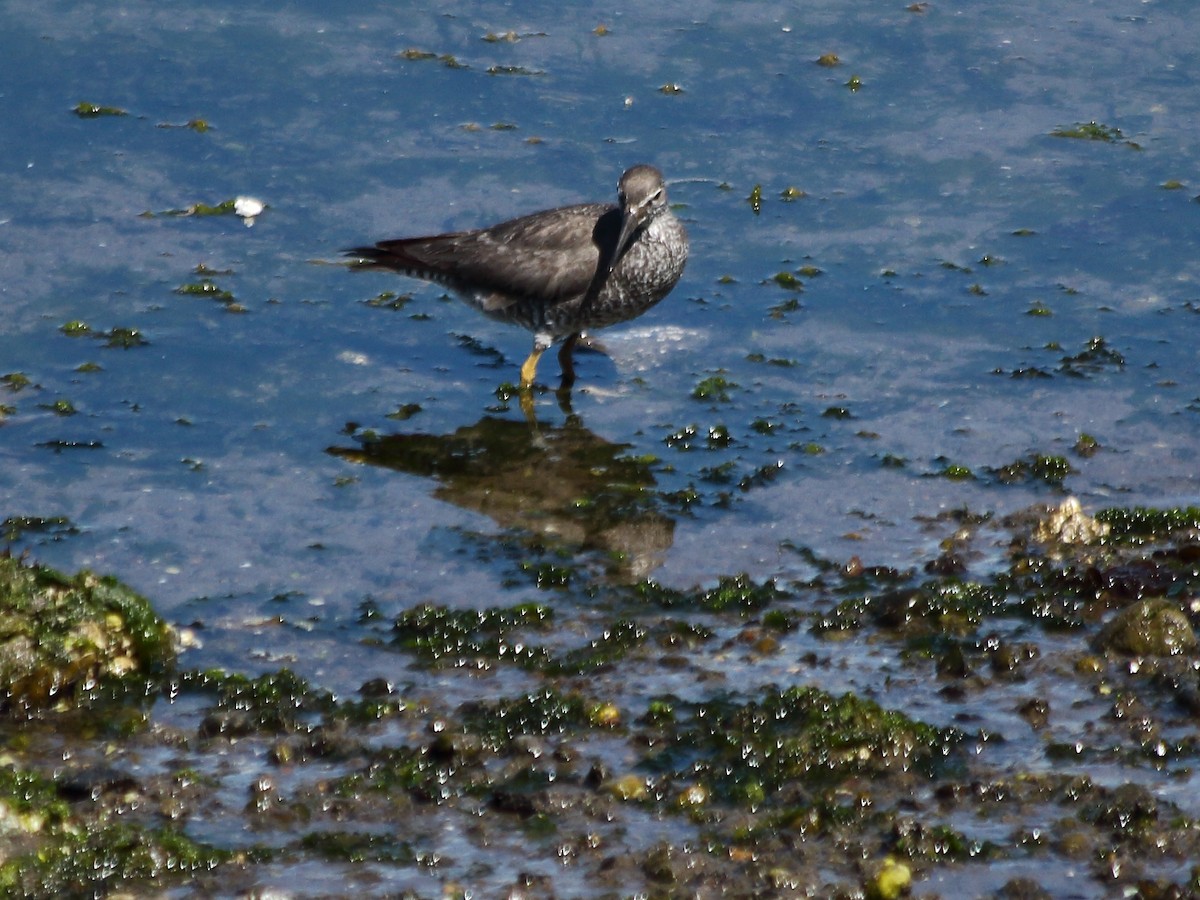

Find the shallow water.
xmin=3 ymin=0 xmax=1200 ymax=895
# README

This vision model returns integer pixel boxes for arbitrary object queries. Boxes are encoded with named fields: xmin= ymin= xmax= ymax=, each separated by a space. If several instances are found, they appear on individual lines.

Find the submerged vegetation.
xmin=1051 ymin=120 xmax=1142 ymax=149
xmin=4 ymin=499 xmax=1200 ymax=894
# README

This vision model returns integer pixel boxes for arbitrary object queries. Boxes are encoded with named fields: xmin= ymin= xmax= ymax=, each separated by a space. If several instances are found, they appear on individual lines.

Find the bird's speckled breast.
xmin=498 ymin=211 xmax=688 ymax=339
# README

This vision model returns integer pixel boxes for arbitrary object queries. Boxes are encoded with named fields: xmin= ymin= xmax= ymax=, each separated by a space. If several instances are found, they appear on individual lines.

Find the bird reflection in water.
xmin=327 ymin=412 xmax=675 ymax=581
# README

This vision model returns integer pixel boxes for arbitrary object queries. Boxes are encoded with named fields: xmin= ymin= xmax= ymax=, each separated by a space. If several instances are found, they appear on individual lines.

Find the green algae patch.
xmin=1059 ymin=336 xmax=1125 ymax=376
xmin=0 ymin=766 xmax=70 ymax=835
xmin=1051 ymin=121 xmax=1141 ymax=148
xmin=391 ymin=602 xmax=554 ymax=668
xmin=0 ymin=556 xmax=175 ymax=714
xmin=174 ymin=278 xmax=243 ymax=312
xmin=459 ymin=689 xmax=599 ymax=750
xmin=938 ymin=462 xmax=975 ymax=480
xmin=546 ymin=619 xmax=650 ymax=675
xmin=104 ymin=326 xmax=148 ymax=349
xmin=1095 ymin=505 xmax=1200 ymax=539
xmin=40 ymin=399 xmax=76 ymax=417
xmin=181 ymin=668 xmax=336 ymax=737
xmin=647 ymin=687 xmax=961 ymax=804
xmin=992 ymin=453 xmax=1073 ymax=487
xmin=157 ymin=117 xmax=211 ymax=132
xmin=388 ymin=603 xmax=662 ymax=675
xmin=72 ymin=101 xmax=128 ymax=118
xmin=59 ymin=320 xmax=148 ymax=349
xmin=397 ymin=48 xmax=469 ymax=69
xmin=746 ymin=184 xmax=763 ymax=214
xmin=812 ymin=579 xmax=1003 ymax=638
xmin=1074 ymin=432 xmax=1100 ymax=458
xmin=631 ymin=573 xmax=783 ymax=613
xmin=58 ymin=320 xmax=92 ymax=337
xmin=146 ymin=199 xmax=237 ymax=218
xmin=298 ymin=830 xmax=415 ymax=865
xmin=331 ymin=689 xmax=607 ymax=805
xmin=0 ymin=813 xmax=230 ymax=899
xmin=768 ymin=296 xmax=802 ymax=319
xmin=691 ymin=374 xmax=738 ymax=402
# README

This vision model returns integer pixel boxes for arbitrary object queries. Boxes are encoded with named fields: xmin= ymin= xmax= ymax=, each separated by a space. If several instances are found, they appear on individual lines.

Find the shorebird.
xmin=345 ymin=164 xmax=688 ymax=389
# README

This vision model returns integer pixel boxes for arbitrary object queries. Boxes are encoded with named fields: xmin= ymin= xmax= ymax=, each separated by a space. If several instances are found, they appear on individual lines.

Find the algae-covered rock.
xmin=1035 ymin=497 xmax=1110 ymax=546
xmin=1093 ymin=598 xmax=1197 ymax=657
xmin=0 ymin=555 xmax=175 ymax=712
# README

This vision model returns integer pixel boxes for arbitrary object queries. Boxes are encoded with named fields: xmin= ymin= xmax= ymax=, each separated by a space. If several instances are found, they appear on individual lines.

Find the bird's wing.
xmin=349 ymin=203 xmax=619 ymax=307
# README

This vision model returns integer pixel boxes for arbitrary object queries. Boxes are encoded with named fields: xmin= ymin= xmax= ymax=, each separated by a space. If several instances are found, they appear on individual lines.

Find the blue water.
xmin=3 ymin=0 xmax=1200 ymax=893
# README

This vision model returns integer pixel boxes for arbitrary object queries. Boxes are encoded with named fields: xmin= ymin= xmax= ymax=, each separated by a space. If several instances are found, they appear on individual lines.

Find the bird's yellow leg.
xmin=557 ymin=332 xmax=580 ymax=388
xmin=518 ymin=344 xmax=545 ymax=423
xmin=520 ymin=339 xmax=549 ymax=389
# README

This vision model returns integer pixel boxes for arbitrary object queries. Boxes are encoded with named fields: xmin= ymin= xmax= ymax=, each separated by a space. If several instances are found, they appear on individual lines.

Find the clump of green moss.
xmin=1073 ymin=433 xmax=1100 ymax=457
xmin=1095 ymin=505 xmax=1200 ymax=538
xmin=768 ymin=296 xmax=802 ymax=318
xmin=812 ymin=579 xmax=1002 ymax=637
xmin=993 ymin=454 xmax=1074 ymax=487
xmin=144 ymin=199 xmax=237 ymax=218
xmin=1051 ymin=121 xmax=1140 ymax=148
xmin=692 ymin=375 xmax=738 ymax=402
xmin=175 ymin=279 xmax=242 ymax=312
xmin=631 ymin=573 xmax=784 ymax=613
xmin=938 ymin=462 xmax=975 ymax=480
xmin=179 ymin=668 xmax=335 ymax=737
xmin=391 ymin=602 xmax=553 ymax=668
xmin=298 ymin=830 xmax=416 ymax=864
xmin=646 ymin=686 xmax=960 ymax=805
xmin=104 ymin=327 xmax=148 ymax=349
xmin=1059 ymin=336 xmax=1125 ymax=376
xmin=0 ymin=815 xmax=229 ymax=898
xmin=544 ymin=619 xmax=649 ymax=675
xmin=73 ymin=101 xmax=128 ymax=118
xmin=460 ymin=688 xmax=596 ymax=750
xmin=0 ymin=557 xmax=175 ymax=714
xmin=58 ymin=321 xmax=147 ymax=348
xmin=747 ymin=184 xmax=763 ymax=214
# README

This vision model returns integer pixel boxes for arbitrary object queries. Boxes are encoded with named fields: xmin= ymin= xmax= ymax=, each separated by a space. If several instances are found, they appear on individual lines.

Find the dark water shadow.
xmin=327 ymin=412 xmax=675 ymax=581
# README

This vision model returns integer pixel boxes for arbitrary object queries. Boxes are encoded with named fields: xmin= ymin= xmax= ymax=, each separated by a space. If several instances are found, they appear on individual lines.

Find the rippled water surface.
xmin=3 ymin=0 xmax=1200 ymax=895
